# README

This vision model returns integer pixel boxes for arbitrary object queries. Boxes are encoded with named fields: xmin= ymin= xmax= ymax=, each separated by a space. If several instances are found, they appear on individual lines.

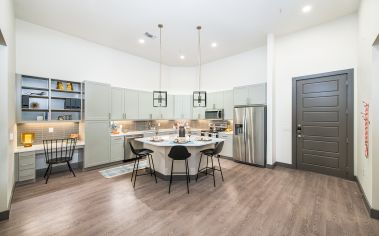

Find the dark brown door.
xmin=294 ymin=69 xmax=353 ymax=179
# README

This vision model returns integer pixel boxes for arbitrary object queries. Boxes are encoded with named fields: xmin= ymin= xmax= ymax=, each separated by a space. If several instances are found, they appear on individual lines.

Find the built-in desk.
xmin=14 ymin=141 xmax=85 ymax=184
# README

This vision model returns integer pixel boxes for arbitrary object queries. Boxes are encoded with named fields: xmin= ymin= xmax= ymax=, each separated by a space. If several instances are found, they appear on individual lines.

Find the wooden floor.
xmin=1 ymin=159 xmax=378 ymax=236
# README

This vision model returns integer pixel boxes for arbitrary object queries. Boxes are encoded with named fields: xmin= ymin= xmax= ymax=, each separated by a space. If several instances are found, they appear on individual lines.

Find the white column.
xmin=266 ymin=34 xmax=276 ymax=165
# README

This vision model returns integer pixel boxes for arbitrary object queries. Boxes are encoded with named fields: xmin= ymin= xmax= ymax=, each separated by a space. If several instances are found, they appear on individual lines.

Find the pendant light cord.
xmin=197 ymin=26 xmax=202 ymax=91
xmin=159 ymin=24 xmax=163 ymax=91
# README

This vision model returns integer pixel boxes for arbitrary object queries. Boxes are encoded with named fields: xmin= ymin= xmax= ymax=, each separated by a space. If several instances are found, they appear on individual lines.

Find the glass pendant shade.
xmin=193 ymin=91 xmax=206 ymax=107
xmin=153 ymin=90 xmax=167 ymax=107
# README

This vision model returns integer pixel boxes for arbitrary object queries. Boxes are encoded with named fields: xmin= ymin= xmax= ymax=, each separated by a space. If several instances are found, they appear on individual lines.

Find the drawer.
xmin=111 ymin=136 xmax=124 ymax=143
xmin=19 ymin=151 xmax=36 ymax=158
xmin=19 ymin=169 xmax=35 ymax=181
xmin=19 ymin=155 xmax=35 ymax=166
xmin=19 ymin=162 xmax=35 ymax=171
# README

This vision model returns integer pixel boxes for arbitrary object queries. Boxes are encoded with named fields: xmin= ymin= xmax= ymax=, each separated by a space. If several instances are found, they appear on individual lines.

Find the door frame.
xmin=292 ymin=69 xmax=354 ymax=179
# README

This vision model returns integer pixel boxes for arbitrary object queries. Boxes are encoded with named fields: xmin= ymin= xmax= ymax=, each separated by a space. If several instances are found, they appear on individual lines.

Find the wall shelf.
xmin=17 ymin=74 xmax=83 ymax=122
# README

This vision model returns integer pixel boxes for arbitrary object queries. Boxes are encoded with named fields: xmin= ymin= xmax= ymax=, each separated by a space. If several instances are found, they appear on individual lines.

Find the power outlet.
xmin=48 ymin=127 xmax=54 ymax=133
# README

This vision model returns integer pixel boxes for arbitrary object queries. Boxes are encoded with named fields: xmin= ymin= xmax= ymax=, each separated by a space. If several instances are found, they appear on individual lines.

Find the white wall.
xmin=0 ymin=0 xmax=15 ymax=213
xmin=273 ymin=14 xmax=358 ymax=166
xmin=357 ymin=0 xmax=379 ymax=210
xmin=16 ymin=20 xmax=268 ymax=94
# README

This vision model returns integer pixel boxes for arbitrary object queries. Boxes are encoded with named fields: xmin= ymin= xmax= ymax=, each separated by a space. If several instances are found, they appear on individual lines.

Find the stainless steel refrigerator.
xmin=233 ymin=105 xmax=266 ymax=167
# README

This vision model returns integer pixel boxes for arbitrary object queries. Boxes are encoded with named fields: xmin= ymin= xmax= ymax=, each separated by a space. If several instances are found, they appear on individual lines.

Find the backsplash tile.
xmin=17 ymin=122 xmax=79 ymax=146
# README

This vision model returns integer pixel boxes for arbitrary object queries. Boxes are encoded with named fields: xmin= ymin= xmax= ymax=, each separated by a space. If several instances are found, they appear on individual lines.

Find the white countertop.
xmin=15 ymin=141 xmax=85 ymax=154
xmin=135 ymin=135 xmax=225 ymax=147
xmin=110 ymin=128 xmax=203 ymax=137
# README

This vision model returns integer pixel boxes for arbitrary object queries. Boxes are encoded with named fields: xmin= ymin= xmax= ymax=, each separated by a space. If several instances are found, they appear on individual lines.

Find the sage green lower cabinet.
xmin=219 ymin=133 xmax=233 ymax=157
xmin=110 ymin=136 xmax=124 ymax=162
xmin=84 ymin=121 xmax=110 ymax=168
xmin=18 ymin=152 xmax=36 ymax=182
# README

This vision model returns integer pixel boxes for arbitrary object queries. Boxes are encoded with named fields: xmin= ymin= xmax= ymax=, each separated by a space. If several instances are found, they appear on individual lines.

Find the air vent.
xmin=144 ymin=32 xmax=157 ymax=39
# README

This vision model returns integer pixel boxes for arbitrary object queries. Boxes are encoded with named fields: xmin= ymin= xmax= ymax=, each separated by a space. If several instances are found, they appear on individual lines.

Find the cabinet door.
xmin=138 ymin=91 xmax=153 ymax=120
xmin=174 ymin=95 xmax=183 ymax=119
xmin=124 ymin=89 xmax=139 ymax=120
xmin=213 ymin=92 xmax=224 ymax=109
xmin=233 ymin=86 xmax=249 ymax=106
xmin=219 ymin=134 xmax=233 ymax=157
xmin=160 ymin=95 xmax=174 ymax=119
xmin=84 ymin=121 xmax=110 ymax=167
xmin=111 ymin=87 xmax=124 ymax=120
xmin=182 ymin=95 xmax=192 ymax=119
xmin=248 ymin=83 xmax=267 ymax=104
xmin=206 ymin=92 xmax=216 ymax=109
xmin=110 ymin=136 xmax=124 ymax=162
xmin=223 ymin=90 xmax=234 ymax=120
xmin=192 ymin=107 xmax=206 ymax=119
xmin=85 ymin=81 xmax=111 ymax=120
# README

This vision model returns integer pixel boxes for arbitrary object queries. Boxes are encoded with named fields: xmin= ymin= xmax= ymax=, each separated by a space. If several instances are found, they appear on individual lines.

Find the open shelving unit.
xmin=17 ymin=74 xmax=83 ymax=123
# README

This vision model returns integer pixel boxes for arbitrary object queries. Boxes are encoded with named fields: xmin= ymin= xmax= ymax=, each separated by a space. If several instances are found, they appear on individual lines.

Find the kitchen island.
xmin=135 ymin=135 xmax=225 ymax=178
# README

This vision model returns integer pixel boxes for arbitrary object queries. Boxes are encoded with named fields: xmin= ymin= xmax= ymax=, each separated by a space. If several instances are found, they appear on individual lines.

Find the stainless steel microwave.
xmin=205 ymin=109 xmax=224 ymax=120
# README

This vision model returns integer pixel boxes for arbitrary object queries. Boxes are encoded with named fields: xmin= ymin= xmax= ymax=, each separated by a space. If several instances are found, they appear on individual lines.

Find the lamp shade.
xmin=21 ymin=133 xmax=35 ymax=147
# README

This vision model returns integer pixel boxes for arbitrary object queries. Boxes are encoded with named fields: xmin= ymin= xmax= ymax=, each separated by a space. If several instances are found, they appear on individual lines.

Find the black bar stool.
xmin=167 ymin=146 xmax=191 ymax=194
xmin=196 ymin=141 xmax=224 ymax=187
xmin=129 ymin=142 xmax=157 ymax=188
xmin=42 ymin=138 xmax=77 ymax=184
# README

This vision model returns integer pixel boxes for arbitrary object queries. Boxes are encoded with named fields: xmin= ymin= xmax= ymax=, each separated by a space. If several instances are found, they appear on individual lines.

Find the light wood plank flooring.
xmin=1 ymin=159 xmax=378 ymax=236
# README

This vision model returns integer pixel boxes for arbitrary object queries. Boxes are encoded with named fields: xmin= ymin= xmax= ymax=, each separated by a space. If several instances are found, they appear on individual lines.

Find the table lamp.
xmin=21 ymin=133 xmax=35 ymax=147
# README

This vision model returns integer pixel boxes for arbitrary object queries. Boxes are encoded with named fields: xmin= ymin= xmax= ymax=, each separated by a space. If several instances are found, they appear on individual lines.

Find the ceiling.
xmin=15 ymin=0 xmax=360 ymax=66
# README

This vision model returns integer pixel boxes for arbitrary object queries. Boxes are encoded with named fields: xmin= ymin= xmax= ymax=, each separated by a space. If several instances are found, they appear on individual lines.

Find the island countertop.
xmin=135 ymin=135 xmax=225 ymax=147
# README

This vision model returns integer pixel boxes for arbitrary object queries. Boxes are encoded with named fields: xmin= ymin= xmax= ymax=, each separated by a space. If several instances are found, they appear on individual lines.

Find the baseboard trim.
xmin=268 ymin=162 xmax=295 ymax=169
xmin=0 ymin=210 xmax=10 ymax=221
xmin=355 ymin=177 xmax=379 ymax=220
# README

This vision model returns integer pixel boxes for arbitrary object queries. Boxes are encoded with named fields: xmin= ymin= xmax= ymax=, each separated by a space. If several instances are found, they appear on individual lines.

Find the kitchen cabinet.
xmin=192 ymin=107 xmax=206 ymax=120
xmin=233 ymin=83 xmax=266 ymax=106
xmin=110 ymin=136 xmax=124 ymax=162
xmin=84 ymin=81 xmax=111 ymax=121
xmin=206 ymin=92 xmax=223 ymax=109
xmin=84 ymin=121 xmax=110 ymax=168
xmin=111 ymin=87 xmax=124 ymax=120
xmin=219 ymin=133 xmax=233 ymax=157
xmin=124 ymin=89 xmax=139 ymax=120
xmin=138 ymin=91 xmax=154 ymax=119
xmin=158 ymin=94 xmax=174 ymax=120
xmin=17 ymin=152 xmax=36 ymax=182
xmin=223 ymin=90 xmax=234 ymax=120
xmin=174 ymin=95 xmax=192 ymax=119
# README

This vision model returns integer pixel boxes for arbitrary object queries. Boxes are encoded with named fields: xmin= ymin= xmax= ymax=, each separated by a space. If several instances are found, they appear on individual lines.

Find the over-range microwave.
xmin=205 ymin=109 xmax=224 ymax=120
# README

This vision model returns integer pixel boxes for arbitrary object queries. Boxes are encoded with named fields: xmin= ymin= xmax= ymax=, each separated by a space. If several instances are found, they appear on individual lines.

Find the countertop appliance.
xmin=205 ymin=109 xmax=224 ymax=120
xmin=233 ymin=105 xmax=266 ymax=167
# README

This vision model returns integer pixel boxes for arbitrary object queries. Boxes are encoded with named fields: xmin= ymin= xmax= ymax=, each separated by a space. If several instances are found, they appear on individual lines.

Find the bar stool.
xmin=129 ymin=142 xmax=157 ymax=188
xmin=196 ymin=141 xmax=224 ymax=187
xmin=167 ymin=146 xmax=191 ymax=194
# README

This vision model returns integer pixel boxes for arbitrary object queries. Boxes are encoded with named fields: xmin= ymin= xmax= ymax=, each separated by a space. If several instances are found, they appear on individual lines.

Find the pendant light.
xmin=153 ymin=24 xmax=167 ymax=107
xmin=193 ymin=26 xmax=206 ymax=107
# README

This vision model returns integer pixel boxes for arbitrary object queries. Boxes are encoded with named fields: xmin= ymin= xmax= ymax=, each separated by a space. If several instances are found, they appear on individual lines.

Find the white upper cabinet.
xmin=206 ymin=92 xmax=223 ymax=109
xmin=159 ymin=94 xmax=174 ymax=120
xmin=138 ymin=91 xmax=153 ymax=120
xmin=248 ymin=83 xmax=267 ymax=105
xmin=111 ymin=87 xmax=124 ymax=120
xmin=233 ymin=86 xmax=250 ymax=106
xmin=124 ymin=89 xmax=139 ymax=120
xmin=84 ymin=81 xmax=111 ymax=121
xmin=233 ymin=83 xmax=266 ymax=106
xmin=174 ymin=95 xmax=192 ymax=119
xmin=223 ymin=90 xmax=234 ymax=120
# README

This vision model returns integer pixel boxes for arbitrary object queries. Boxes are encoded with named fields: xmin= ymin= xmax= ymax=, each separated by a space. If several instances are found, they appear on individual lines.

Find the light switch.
xmin=9 ymin=133 xmax=14 ymax=141
xmin=48 ymin=128 xmax=54 ymax=133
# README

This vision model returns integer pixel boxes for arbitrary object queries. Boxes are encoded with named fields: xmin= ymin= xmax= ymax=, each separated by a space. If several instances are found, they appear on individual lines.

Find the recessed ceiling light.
xmin=138 ymin=38 xmax=145 ymax=44
xmin=179 ymin=55 xmax=185 ymax=60
xmin=302 ymin=5 xmax=312 ymax=13
xmin=211 ymin=42 xmax=218 ymax=48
